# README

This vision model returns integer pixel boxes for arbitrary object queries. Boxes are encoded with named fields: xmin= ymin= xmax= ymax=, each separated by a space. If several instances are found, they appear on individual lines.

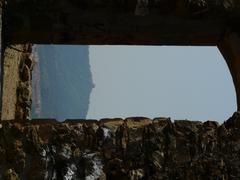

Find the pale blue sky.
xmin=87 ymin=46 xmax=236 ymax=122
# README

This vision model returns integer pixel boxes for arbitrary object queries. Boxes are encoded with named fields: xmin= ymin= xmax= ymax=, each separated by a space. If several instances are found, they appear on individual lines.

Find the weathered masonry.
xmin=1 ymin=0 xmax=240 ymax=119
xmin=1 ymin=1 xmax=240 ymax=179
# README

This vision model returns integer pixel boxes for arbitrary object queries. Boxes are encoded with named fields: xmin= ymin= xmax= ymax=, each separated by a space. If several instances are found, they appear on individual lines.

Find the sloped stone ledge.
xmin=0 ymin=112 xmax=240 ymax=179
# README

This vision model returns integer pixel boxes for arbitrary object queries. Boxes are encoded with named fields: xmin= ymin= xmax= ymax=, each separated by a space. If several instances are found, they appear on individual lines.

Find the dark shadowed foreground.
xmin=1 ymin=112 xmax=240 ymax=180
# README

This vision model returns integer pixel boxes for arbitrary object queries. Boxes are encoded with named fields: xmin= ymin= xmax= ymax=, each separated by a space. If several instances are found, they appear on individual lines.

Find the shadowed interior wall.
xmin=1 ymin=1 xmax=240 ymax=179
xmin=1 ymin=0 xmax=240 ymax=118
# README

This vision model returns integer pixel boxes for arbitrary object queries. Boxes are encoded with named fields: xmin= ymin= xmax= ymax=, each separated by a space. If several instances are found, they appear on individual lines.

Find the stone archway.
xmin=1 ymin=0 xmax=240 ymax=119
xmin=218 ymin=32 xmax=240 ymax=111
xmin=2 ymin=1 xmax=240 ymax=179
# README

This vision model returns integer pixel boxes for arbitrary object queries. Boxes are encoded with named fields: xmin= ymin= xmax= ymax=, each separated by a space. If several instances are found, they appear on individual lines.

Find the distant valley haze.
xmin=32 ymin=45 xmax=236 ymax=123
xmin=32 ymin=45 xmax=94 ymax=120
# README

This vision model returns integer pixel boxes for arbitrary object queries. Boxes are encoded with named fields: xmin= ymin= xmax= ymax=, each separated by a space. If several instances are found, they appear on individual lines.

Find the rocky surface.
xmin=5 ymin=0 xmax=240 ymax=45
xmin=1 ymin=44 xmax=33 ymax=120
xmin=0 ymin=113 xmax=240 ymax=179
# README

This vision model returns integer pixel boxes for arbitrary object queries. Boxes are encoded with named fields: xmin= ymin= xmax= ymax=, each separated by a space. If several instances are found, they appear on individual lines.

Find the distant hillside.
xmin=31 ymin=45 xmax=94 ymax=121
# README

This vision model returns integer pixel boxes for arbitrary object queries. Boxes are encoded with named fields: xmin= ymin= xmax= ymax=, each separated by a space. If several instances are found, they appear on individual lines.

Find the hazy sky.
xmin=87 ymin=46 xmax=236 ymax=122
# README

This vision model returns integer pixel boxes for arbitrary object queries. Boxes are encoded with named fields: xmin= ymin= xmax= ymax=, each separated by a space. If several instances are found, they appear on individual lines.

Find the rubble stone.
xmin=0 ymin=114 xmax=239 ymax=179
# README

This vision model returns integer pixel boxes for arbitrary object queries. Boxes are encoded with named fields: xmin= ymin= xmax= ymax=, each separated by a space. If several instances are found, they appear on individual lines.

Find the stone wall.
xmin=0 ymin=113 xmax=240 ymax=179
xmin=1 ymin=1 xmax=240 ymax=179
xmin=1 ymin=44 xmax=33 ymax=120
xmin=5 ymin=0 xmax=239 ymax=45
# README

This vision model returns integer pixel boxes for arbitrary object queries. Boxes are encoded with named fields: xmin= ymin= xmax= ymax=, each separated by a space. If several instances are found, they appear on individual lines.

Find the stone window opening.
xmin=26 ymin=45 xmax=237 ymax=123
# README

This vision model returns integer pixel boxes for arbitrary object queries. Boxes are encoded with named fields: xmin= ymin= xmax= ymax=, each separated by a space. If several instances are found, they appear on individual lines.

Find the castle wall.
xmin=1 ymin=44 xmax=33 ymax=120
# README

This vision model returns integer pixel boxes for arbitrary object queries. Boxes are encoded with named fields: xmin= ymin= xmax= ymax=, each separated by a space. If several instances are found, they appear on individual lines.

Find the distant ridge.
xmin=31 ymin=45 xmax=94 ymax=121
